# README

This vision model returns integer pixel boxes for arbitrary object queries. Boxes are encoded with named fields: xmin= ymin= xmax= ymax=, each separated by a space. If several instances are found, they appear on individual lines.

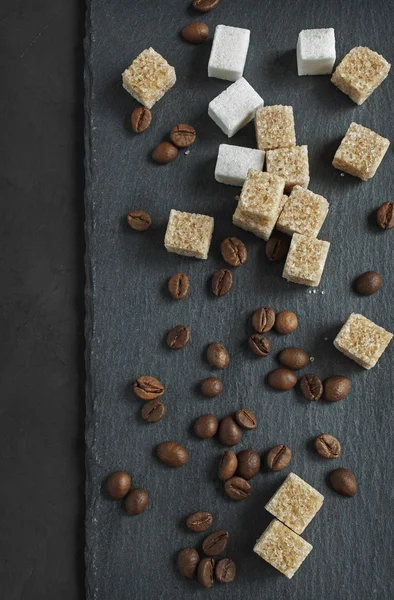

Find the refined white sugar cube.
xmin=297 ymin=29 xmax=336 ymax=76
xmin=208 ymin=78 xmax=264 ymax=138
xmin=208 ymin=25 xmax=250 ymax=81
xmin=215 ymin=144 xmax=265 ymax=186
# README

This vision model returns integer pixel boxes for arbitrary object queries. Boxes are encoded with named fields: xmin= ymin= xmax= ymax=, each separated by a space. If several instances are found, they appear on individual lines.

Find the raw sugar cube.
xmin=282 ymin=233 xmax=330 ymax=287
xmin=164 ymin=210 xmax=214 ymax=260
xmin=122 ymin=48 xmax=176 ymax=109
xmin=253 ymin=519 xmax=313 ymax=579
xmin=208 ymin=25 xmax=250 ymax=81
xmin=265 ymin=473 xmax=324 ymax=535
xmin=214 ymin=144 xmax=265 ymax=186
xmin=277 ymin=186 xmax=329 ymax=237
xmin=255 ymin=105 xmax=296 ymax=151
xmin=297 ymin=28 xmax=336 ymax=76
xmin=332 ymin=122 xmax=390 ymax=181
xmin=266 ymin=145 xmax=310 ymax=192
xmin=233 ymin=194 xmax=287 ymax=241
xmin=331 ymin=46 xmax=391 ymax=105
xmin=334 ymin=313 xmax=393 ymax=370
xmin=208 ymin=78 xmax=264 ymax=138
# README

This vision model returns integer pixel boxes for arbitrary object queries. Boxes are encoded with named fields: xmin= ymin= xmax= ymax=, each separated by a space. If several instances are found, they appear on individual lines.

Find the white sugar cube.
xmin=297 ymin=29 xmax=336 ymax=76
xmin=208 ymin=25 xmax=250 ymax=81
xmin=215 ymin=144 xmax=265 ymax=186
xmin=208 ymin=78 xmax=264 ymax=138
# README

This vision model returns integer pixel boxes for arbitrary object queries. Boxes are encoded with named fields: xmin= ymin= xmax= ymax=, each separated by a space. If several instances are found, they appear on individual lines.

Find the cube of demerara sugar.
xmin=331 ymin=46 xmax=391 ymax=105
xmin=277 ymin=186 xmax=329 ymax=237
xmin=265 ymin=473 xmax=324 ymax=535
xmin=297 ymin=28 xmax=336 ymax=76
xmin=164 ymin=210 xmax=214 ymax=260
xmin=215 ymin=144 xmax=265 ymax=186
xmin=233 ymin=194 xmax=287 ymax=241
xmin=255 ymin=105 xmax=296 ymax=151
xmin=208 ymin=78 xmax=264 ymax=138
xmin=208 ymin=25 xmax=250 ymax=81
xmin=253 ymin=519 xmax=313 ymax=579
xmin=334 ymin=313 xmax=393 ymax=370
xmin=122 ymin=48 xmax=176 ymax=109
xmin=266 ymin=146 xmax=310 ymax=193
xmin=332 ymin=122 xmax=390 ymax=181
xmin=282 ymin=233 xmax=330 ymax=287
xmin=238 ymin=170 xmax=285 ymax=225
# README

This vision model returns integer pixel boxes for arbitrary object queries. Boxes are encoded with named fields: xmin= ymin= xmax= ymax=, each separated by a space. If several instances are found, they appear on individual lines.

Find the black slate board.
xmin=84 ymin=1 xmax=394 ymax=598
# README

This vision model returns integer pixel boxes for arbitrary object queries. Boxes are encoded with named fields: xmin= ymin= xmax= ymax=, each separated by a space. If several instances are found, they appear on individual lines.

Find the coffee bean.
xmin=315 ymin=434 xmax=341 ymax=459
xmin=215 ymin=558 xmax=236 ymax=584
xmin=168 ymin=272 xmax=190 ymax=300
xmin=194 ymin=414 xmax=219 ymax=439
xmin=202 ymin=530 xmax=229 ymax=556
xmin=169 ymin=123 xmax=196 ymax=148
xmin=267 ymin=368 xmax=297 ymax=391
xmin=237 ymin=449 xmax=261 ymax=480
xmin=206 ymin=343 xmax=229 ymax=369
xmin=218 ymin=417 xmax=241 ymax=447
xmin=157 ymin=442 xmax=188 ymax=467
xmin=197 ymin=558 xmax=215 ymax=588
xmin=201 ymin=377 xmax=223 ymax=398
xmin=212 ymin=268 xmax=233 ymax=296
xmin=235 ymin=408 xmax=257 ymax=430
xmin=248 ymin=333 xmax=271 ymax=357
xmin=105 ymin=471 xmax=131 ymax=499
xmin=324 ymin=376 xmax=351 ymax=402
xmin=265 ymin=235 xmax=290 ymax=262
xmin=274 ymin=310 xmax=298 ymax=334
xmin=279 ymin=347 xmax=310 ymax=370
xmin=266 ymin=445 xmax=292 ymax=471
xmin=224 ymin=476 xmax=251 ymax=501
xmin=377 ymin=201 xmax=394 ymax=230
xmin=141 ymin=399 xmax=166 ymax=423
xmin=127 ymin=210 xmax=152 ymax=231
xmin=152 ymin=141 xmax=178 ymax=164
xmin=186 ymin=511 xmax=213 ymax=532
xmin=124 ymin=488 xmax=149 ymax=515
xmin=133 ymin=375 xmax=164 ymax=400
xmin=177 ymin=547 xmax=200 ymax=579
xmin=220 ymin=237 xmax=247 ymax=267
xmin=193 ymin=0 xmax=219 ymax=12
xmin=130 ymin=106 xmax=152 ymax=133
xmin=252 ymin=306 xmax=275 ymax=333
xmin=181 ymin=21 xmax=209 ymax=44
xmin=300 ymin=374 xmax=323 ymax=401
xmin=354 ymin=271 xmax=382 ymax=296
xmin=166 ymin=325 xmax=190 ymax=350
xmin=218 ymin=450 xmax=238 ymax=481
xmin=330 ymin=468 xmax=357 ymax=497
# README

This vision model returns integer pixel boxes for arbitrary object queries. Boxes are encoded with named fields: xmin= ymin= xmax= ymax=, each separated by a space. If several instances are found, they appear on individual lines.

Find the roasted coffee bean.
xmin=252 ymin=306 xmax=275 ymax=333
xmin=224 ymin=476 xmax=251 ymax=501
xmin=354 ymin=271 xmax=382 ymax=296
xmin=133 ymin=375 xmax=164 ymax=400
xmin=235 ymin=408 xmax=257 ymax=430
xmin=315 ymin=434 xmax=341 ymax=459
xmin=152 ymin=141 xmax=178 ymax=163
xmin=330 ymin=468 xmax=357 ymax=497
xmin=265 ymin=235 xmax=290 ymax=262
xmin=141 ymin=399 xmax=166 ymax=423
xmin=218 ymin=417 xmax=242 ymax=447
xmin=377 ymin=201 xmax=394 ymax=230
xmin=130 ymin=106 xmax=152 ymax=133
xmin=157 ymin=442 xmax=188 ymax=467
xmin=194 ymin=414 xmax=219 ymax=439
xmin=266 ymin=445 xmax=292 ymax=471
xmin=212 ymin=268 xmax=233 ymax=296
xmin=324 ymin=376 xmax=351 ymax=402
xmin=267 ymin=368 xmax=297 ymax=391
xmin=177 ymin=547 xmax=200 ymax=579
xmin=274 ymin=310 xmax=298 ymax=334
xmin=215 ymin=558 xmax=236 ymax=584
xmin=300 ymin=374 xmax=323 ymax=401
xmin=127 ymin=210 xmax=152 ymax=231
xmin=206 ymin=343 xmax=229 ymax=369
xmin=197 ymin=558 xmax=215 ymax=588
xmin=193 ymin=0 xmax=220 ymax=12
xmin=237 ymin=449 xmax=261 ymax=480
xmin=218 ymin=450 xmax=238 ymax=481
xmin=201 ymin=377 xmax=223 ymax=398
xmin=105 ymin=471 xmax=131 ymax=499
xmin=166 ymin=325 xmax=190 ymax=350
xmin=220 ymin=237 xmax=247 ymax=267
xmin=279 ymin=347 xmax=310 ymax=370
xmin=186 ymin=511 xmax=213 ymax=532
xmin=181 ymin=21 xmax=209 ymax=44
xmin=248 ymin=333 xmax=271 ymax=357
xmin=202 ymin=530 xmax=229 ymax=556
xmin=124 ymin=488 xmax=149 ymax=515
xmin=168 ymin=272 xmax=190 ymax=300
xmin=170 ymin=124 xmax=196 ymax=148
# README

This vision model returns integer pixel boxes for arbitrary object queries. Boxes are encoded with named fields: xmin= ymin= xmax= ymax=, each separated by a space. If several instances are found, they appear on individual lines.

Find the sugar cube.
xmin=208 ymin=25 xmax=250 ymax=81
xmin=122 ymin=48 xmax=176 ymax=109
xmin=334 ymin=313 xmax=393 ymax=370
xmin=208 ymin=78 xmax=264 ymax=138
xmin=255 ymin=105 xmax=296 ymax=151
xmin=282 ymin=233 xmax=330 ymax=287
xmin=233 ymin=194 xmax=287 ymax=241
xmin=297 ymin=28 xmax=336 ymax=76
xmin=214 ymin=144 xmax=265 ymax=186
xmin=332 ymin=46 xmax=391 ymax=105
xmin=277 ymin=186 xmax=329 ymax=237
xmin=332 ymin=122 xmax=390 ymax=181
xmin=266 ymin=145 xmax=310 ymax=192
xmin=164 ymin=209 xmax=214 ymax=260
xmin=253 ymin=519 xmax=313 ymax=579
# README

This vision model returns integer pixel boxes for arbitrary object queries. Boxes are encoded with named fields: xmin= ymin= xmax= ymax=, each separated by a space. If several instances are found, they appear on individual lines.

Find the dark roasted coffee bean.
xmin=194 ymin=414 xmax=218 ymax=439
xmin=168 ymin=272 xmax=190 ymax=300
xmin=206 ymin=343 xmax=229 ymax=369
xmin=215 ymin=558 xmax=236 ymax=584
xmin=157 ymin=442 xmax=188 ymax=467
xmin=252 ymin=306 xmax=275 ymax=333
xmin=127 ymin=210 xmax=152 ymax=231
xmin=131 ymin=106 xmax=152 ymax=133
xmin=218 ymin=417 xmax=241 ymax=447
xmin=220 ymin=237 xmax=247 ymax=267
xmin=197 ymin=558 xmax=215 ymax=588
xmin=133 ymin=375 xmax=164 ymax=400
xmin=177 ymin=547 xmax=200 ymax=579
xmin=267 ymin=368 xmax=297 ymax=391
xmin=377 ymin=201 xmax=394 ymax=230
xmin=265 ymin=235 xmax=290 ymax=262
xmin=279 ymin=347 xmax=310 ymax=370
xmin=124 ymin=488 xmax=149 ymax=515
xmin=170 ymin=124 xmax=196 ymax=148
xmin=300 ymin=374 xmax=323 ymax=401
xmin=166 ymin=325 xmax=190 ymax=350
xmin=186 ymin=511 xmax=213 ymax=532
xmin=235 ymin=408 xmax=257 ymax=430
xmin=181 ymin=21 xmax=209 ymax=44
xmin=354 ymin=271 xmax=382 ymax=296
xmin=315 ymin=434 xmax=341 ymax=459
xmin=248 ymin=333 xmax=271 ymax=357
xmin=141 ymin=399 xmax=166 ymax=423
xmin=218 ymin=451 xmax=238 ymax=481
xmin=330 ymin=468 xmax=357 ymax=497
xmin=105 ymin=471 xmax=131 ymax=499
xmin=274 ymin=310 xmax=298 ymax=334
xmin=237 ymin=449 xmax=261 ymax=480
xmin=202 ymin=530 xmax=229 ymax=556
xmin=152 ymin=141 xmax=178 ymax=163
xmin=224 ymin=476 xmax=251 ymax=501
xmin=266 ymin=445 xmax=292 ymax=471
xmin=212 ymin=268 xmax=233 ymax=296
xmin=193 ymin=0 xmax=220 ymax=12
xmin=324 ymin=376 xmax=351 ymax=402
xmin=201 ymin=377 xmax=223 ymax=398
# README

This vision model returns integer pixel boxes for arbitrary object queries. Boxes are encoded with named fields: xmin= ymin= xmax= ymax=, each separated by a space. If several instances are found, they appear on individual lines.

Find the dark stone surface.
xmin=85 ymin=0 xmax=394 ymax=598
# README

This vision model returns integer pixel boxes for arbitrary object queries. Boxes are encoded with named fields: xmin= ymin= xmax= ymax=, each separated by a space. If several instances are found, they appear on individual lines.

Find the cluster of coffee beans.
xmin=105 ymin=471 xmax=149 ymax=515
xmin=133 ymin=375 xmax=166 ymax=423
xmin=248 ymin=306 xmax=298 ymax=357
xmin=152 ymin=123 xmax=196 ymax=164
xmin=194 ymin=408 xmax=257 ymax=447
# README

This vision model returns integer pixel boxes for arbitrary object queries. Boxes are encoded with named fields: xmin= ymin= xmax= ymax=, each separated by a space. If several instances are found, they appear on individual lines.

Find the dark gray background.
xmin=85 ymin=0 xmax=394 ymax=599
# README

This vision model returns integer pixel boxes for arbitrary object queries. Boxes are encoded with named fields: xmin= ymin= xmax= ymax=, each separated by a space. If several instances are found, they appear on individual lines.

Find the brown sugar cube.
xmin=331 ymin=46 xmax=391 ymax=105
xmin=122 ymin=48 xmax=176 ymax=109
xmin=233 ymin=194 xmax=287 ymax=241
xmin=254 ymin=105 xmax=296 ymax=151
xmin=277 ymin=186 xmax=329 ymax=237
xmin=164 ymin=209 xmax=214 ymax=260
xmin=282 ymin=233 xmax=330 ymax=287
xmin=266 ymin=145 xmax=310 ymax=192
xmin=332 ymin=122 xmax=390 ymax=181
